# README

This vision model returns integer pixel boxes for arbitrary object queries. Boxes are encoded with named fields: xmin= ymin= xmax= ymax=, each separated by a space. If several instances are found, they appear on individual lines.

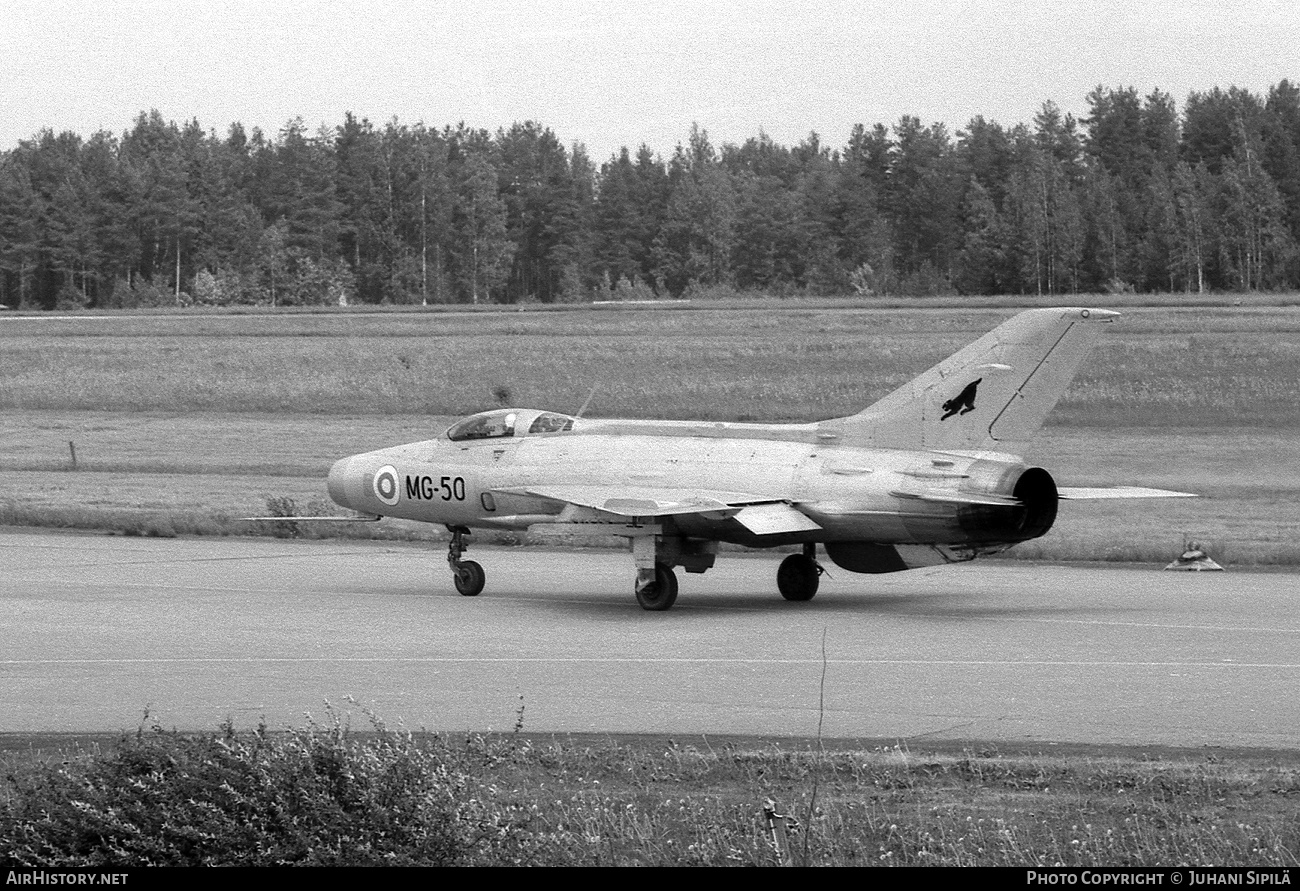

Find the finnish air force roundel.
xmin=373 ymin=465 xmax=400 ymax=506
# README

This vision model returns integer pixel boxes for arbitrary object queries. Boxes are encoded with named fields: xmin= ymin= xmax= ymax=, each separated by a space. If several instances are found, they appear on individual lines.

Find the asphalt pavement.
xmin=1 ymin=529 xmax=1296 ymax=748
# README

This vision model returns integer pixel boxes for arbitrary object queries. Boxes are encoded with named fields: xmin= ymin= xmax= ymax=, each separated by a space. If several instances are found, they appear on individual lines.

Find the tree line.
xmin=2 ymin=82 xmax=1299 ymax=309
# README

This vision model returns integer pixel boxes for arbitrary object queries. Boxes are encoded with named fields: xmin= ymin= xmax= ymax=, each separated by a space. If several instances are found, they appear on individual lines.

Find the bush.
xmin=681 ymin=280 xmax=745 ymax=301
xmin=259 ymin=494 xmax=301 ymax=538
xmin=611 ymin=275 xmax=658 ymax=302
xmin=192 ymin=269 xmax=222 ymax=305
xmin=191 ymin=268 xmax=262 ymax=306
xmin=107 ymin=276 xmax=180 ymax=308
xmin=0 ymin=713 xmax=554 ymax=867
xmin=286 ymin=257 xmax=356 ymax=307
xmin=848 ymin=262 xmax=879 ymax=296
xmin=897 ymin=261 xmax=956 ymax=297
xmin=54 ymin=283 xmax=89 ymax=310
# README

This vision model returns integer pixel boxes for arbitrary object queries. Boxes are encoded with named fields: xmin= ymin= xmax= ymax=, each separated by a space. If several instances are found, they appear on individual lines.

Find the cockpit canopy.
xmin=446 ymin=409 xmax=576 ymax=442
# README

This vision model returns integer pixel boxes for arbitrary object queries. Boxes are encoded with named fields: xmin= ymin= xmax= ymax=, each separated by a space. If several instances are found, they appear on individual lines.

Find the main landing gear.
xmin=777 ymin=544 xmax=824 ymax=602
xmin=628 ymin=534 xmax=825 ymax=611
xmin=447 ymin=526 xmax=485 ymax=597
xmin=631 ymin=532 xmax=703 ymax=611
xmin=635 ymin=563 xmax=678 ymax=611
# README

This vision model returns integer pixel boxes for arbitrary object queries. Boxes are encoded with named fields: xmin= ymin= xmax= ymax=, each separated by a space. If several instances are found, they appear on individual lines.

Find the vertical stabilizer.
xmin=828 ymin=308 xmax=1118 ymax=453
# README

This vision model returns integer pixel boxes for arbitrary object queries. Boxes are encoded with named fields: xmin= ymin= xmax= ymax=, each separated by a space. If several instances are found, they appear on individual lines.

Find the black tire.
xmin=635 ymin=563 xmax=678 ymax=611
xmin=777 ymin=553 xmax=819 ymax=601
xmin=454 ymin=560 xmax=486 ymax=597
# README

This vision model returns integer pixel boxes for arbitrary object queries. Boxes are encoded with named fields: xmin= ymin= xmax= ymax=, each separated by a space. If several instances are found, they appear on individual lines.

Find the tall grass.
xmin=3 ymin=717 xmax=1297 ymax=866
xmin=0 ymin=711 xmax=559 ymax=866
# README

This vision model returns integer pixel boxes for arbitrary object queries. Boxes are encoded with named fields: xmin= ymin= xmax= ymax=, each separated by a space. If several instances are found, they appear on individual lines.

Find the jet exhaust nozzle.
xmin=956 ymin=465 xmax=1059 ymax=544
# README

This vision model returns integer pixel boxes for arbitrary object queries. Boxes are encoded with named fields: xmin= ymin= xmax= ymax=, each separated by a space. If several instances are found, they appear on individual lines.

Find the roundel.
xmin=373 ymin=465 xmax=400 ymax=506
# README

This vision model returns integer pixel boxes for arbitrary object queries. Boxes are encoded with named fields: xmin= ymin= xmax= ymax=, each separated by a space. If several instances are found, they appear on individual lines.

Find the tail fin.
xmin=827 ymin=307 xmax=1118 ymax=453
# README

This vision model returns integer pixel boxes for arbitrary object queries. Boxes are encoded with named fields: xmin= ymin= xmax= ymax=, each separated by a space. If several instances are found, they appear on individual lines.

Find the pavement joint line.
xmin=2 ymin=552 xmax=381 ymax=566
xmin=4 ymin=657 xmax=1300 ymax=668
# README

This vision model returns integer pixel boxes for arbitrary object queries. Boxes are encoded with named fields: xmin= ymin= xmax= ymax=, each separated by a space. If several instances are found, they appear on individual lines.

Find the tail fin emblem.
xmin=941 ymin=378 xmax=981 ymax=420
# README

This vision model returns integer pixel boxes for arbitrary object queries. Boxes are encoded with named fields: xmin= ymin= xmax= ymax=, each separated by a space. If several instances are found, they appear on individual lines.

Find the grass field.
xmin=1 ymin=302 xmax=1296 ymax=562
xmin=3 ymin=303 xmax=1300 ymax=423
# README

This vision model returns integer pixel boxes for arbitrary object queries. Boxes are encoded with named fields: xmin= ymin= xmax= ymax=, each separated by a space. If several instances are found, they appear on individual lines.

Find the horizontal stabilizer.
xmin=1057 ymin=486 xmax=1197 ymax=500
xmin=501 ymin=484 xmax=777 ymax=517
xmin=733 ymin=502 xmax=822 ymax=535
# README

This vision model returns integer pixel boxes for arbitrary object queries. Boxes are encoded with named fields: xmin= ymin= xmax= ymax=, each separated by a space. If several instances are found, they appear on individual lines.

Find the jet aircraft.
xmin=325 ymin=307 xmax=1193 ymax=610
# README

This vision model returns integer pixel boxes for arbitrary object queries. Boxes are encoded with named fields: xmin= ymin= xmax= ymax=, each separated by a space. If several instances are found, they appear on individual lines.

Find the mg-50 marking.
xmin=405 ymin=475 xmax=466 ymax=502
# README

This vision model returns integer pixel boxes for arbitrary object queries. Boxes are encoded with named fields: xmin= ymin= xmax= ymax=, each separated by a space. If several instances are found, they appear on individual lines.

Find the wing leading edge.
xmin=497 ymin=484 xmax=823 ymax=535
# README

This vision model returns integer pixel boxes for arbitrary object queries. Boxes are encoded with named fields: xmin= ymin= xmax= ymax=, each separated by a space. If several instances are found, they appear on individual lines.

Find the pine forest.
xmin=2 ymin=83 xmax=1300 ymax=309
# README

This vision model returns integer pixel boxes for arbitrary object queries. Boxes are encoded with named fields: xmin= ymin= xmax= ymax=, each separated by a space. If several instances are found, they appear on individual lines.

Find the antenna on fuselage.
xmin=574 ymin=382 xmax=599 ymax=419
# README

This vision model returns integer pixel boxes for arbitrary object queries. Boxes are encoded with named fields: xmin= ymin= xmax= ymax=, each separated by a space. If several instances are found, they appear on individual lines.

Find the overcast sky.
xmin=2 ymin=0 xmax=1297 ymax=161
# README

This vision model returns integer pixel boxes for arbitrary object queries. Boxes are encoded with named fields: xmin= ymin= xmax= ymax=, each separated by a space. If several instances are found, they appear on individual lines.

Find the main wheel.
xmin=777 ymin=553 xmax=819 ymax=601
xmin=454 ymin=560 xmax=486 ymax=596
xmin=635 ymin=563 xmax=678 ymax=611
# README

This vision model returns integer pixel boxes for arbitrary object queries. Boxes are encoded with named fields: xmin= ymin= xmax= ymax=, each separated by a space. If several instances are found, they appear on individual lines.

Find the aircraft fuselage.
xmin=317 ymin=309 xmax=1186 ymax=610
xmin=328 ymin=424 xmax=1053 ymax=551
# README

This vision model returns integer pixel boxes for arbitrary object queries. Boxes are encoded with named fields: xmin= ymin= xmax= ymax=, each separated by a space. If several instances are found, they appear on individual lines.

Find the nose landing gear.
xmin=447 ymin=526 xmax=485 ymax=596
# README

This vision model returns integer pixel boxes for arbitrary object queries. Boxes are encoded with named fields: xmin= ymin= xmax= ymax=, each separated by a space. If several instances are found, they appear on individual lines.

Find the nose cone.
xmin=327 ymin=456 xmax=362 ymax=510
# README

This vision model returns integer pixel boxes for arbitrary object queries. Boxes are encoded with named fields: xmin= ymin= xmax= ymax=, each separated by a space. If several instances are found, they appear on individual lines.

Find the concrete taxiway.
xmin=1 ymin=529 xmax=1296 ymax=748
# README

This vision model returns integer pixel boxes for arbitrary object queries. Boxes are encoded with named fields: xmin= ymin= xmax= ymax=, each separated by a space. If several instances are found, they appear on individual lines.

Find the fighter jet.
xmin=325 ymin=307 xmax=1193 ymax=610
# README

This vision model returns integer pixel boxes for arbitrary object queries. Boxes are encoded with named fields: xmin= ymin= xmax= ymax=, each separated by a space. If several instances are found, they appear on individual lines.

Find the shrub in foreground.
xmin=0 ymin=715 xmax=553 ymax=867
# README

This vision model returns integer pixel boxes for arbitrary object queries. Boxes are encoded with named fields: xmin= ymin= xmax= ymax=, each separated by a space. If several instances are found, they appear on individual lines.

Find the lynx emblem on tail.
xmin=941 ymin=378 xmax=981 ymax=420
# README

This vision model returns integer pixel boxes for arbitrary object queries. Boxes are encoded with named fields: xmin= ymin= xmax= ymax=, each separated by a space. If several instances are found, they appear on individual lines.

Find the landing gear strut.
xmin=630 ymin=530 xmax=680 ymax=611
xmin=777 ymin=544 xmax=823 ymax=602
xmin=447 ymin=525 xmax=485 ymax=596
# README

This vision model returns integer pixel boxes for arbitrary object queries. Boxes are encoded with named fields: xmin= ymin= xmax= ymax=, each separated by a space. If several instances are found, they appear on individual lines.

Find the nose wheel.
xmin=447 ymin=526 xmax=485 ymax=596
xmin=454 ymin=560 xmax=485 ymax=596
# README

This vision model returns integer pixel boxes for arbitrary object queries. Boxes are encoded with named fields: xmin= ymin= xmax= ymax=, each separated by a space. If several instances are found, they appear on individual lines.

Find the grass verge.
xmin=2 ymin=714 xmax=1296 ymax=866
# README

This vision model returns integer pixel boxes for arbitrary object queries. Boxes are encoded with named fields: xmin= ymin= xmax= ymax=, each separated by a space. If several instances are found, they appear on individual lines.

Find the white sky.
xmin=2 ymin=0 xmax=1297 ymax=162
